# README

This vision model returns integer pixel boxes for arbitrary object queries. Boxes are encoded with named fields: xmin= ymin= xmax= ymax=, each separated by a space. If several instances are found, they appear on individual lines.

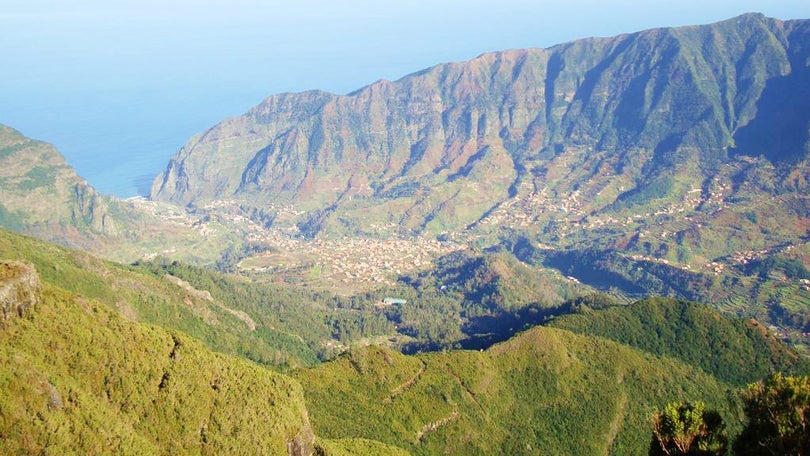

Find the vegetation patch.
xmin=18 ymin=166 xmax=56 ymax=190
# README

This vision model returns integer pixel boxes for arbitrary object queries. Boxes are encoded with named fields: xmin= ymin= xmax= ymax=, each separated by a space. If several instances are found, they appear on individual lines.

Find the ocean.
xmin=0 ymin=84 xmax=271 ymax=198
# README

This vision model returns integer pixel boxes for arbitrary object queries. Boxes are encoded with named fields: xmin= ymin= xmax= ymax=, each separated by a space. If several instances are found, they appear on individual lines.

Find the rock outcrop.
xmin=287 ymin=418 xmax=316 ymax=456
xmin=0 ymin=260 xmax=40 ymax=322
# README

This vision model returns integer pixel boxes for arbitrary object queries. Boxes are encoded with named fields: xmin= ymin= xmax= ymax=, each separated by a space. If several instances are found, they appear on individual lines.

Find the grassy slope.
xmin=548 ymin=297 xmax=810 ymax=385
xmin=295 ymin=326 xmax=741 ymax=456
xmin=0 ymin=275 xmax=312 ymax=454
xmin=4 ymin=231 xmax=799 ymax=454
xmin=318 ymin=438 xmax=412 ymax=456
xmin=0 ymin=228 xmax=320 ymax=368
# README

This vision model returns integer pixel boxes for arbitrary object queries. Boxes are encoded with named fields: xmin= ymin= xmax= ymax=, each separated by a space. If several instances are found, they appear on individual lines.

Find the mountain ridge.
xmin=141 ymin=13 xmax=810 ymax=343
xmin=295 ymin=325 xmax=741 ymax=455
xmin=0 ymin=125 xmax=118 ymax=245
xmin=150 ymin=13 xmax=810 ymax=244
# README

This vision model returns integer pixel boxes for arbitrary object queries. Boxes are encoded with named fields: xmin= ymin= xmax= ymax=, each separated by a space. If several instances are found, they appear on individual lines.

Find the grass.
xmin=317 ymin=438 xmax=411 ymax=455
xmin=0 ymin=228 xmax=322 ymax=369
xmin=18 ymin=166 xmax=56 ymax=190
xmin=295 ymin=325 xmax=742 ymax=455
xmin=0 ymin=282 xmax=312 ymax=454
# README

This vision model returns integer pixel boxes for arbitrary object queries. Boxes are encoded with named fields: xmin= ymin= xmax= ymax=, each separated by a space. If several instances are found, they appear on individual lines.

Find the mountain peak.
xmin=150 ymin=15 xmax=809 ymax=243
xmin=0 ymin=125 xmax=119 ymax=245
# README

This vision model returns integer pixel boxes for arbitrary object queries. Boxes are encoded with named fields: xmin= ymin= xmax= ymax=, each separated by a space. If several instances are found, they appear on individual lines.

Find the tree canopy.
xmin=734 ymin=373 xmax=810 ymax=455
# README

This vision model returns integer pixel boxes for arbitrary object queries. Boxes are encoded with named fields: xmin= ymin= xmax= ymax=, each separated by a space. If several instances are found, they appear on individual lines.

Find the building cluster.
xmin=244 ymin=236 xmax=465 ymax=286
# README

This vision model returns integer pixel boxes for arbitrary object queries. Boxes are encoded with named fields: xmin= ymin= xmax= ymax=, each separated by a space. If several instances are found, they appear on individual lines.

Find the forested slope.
xmin=295 ymin=327 xmax=741 ymax=455
xmin=0 ymin=261 xmax=315 ymax=454
xmin=549 ymin=297 xmax=810 ymax=385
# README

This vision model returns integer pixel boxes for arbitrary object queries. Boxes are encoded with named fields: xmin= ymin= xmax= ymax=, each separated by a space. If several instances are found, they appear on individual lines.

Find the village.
xmin=132 ymin=179 xmax=806 ymax=301
xmin=128 ymin=186 xmax=810 ymax=348
xmin=239 ymin=235 xmax=466 ymax=287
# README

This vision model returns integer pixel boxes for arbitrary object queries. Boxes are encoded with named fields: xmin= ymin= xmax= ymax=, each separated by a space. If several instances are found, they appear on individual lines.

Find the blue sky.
xmin=1 ymin=1 xmax=809 ymax=196
xmin=5 ymin=1 xmax=809 ymax=95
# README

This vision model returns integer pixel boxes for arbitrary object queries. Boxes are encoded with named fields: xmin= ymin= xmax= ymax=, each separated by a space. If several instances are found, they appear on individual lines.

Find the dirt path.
xmin=385 ymin=359 xmax=427 ymax=404
xmin=416 ymin=411 xmax=460 ymax=442
xmin=445 ymin=365 xmax=484 ymax=410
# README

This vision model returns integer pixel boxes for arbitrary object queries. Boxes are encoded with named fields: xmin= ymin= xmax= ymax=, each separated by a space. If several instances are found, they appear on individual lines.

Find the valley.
xmin=1 ymin=12 xmax=810 ymax=455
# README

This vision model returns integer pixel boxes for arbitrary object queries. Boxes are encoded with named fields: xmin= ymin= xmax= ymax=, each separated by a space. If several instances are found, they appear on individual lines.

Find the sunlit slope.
xmin=153 ymin=14 xmax=810 ymax=248
xmin=549 ymin=297 xmax=810 ymax=385
xmin=0 ymin=262 xmax=314 ymax=454
xmin=295 ymin=326 xmax=740 ymax=455
xmin=0 ymin=228 xmax=321 ymax=368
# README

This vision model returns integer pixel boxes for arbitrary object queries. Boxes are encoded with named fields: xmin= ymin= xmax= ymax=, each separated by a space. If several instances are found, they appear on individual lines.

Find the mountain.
xmin=294 ymin=327 xmax=740 ymax=456
xmin=151 ymin=13 xmax=810 ymax=251
xmin=0 ymin=125 xmax=264 ymax=266
xmin=6 ymin=12 xmax=810 ymax=456
xmin=548 ymin=296 xmax=810 ymax=385
xmin=0 ymin=125 xmax=118 ymax=247
xmin=0 ymin=258 xmax=316 ymax=454
xmin=147 ymin=13 xmax=810 ymax=346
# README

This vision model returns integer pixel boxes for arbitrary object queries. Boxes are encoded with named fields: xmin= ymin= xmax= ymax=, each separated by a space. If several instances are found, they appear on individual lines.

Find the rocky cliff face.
xmin=0 ymin=126 xmax=266 ymax=265
xmin=151 ymin=14 xmax=810 ymax=238
xmin=0 ymin=260 xmax=40 ymax=322
xmin=0 ymin=125 xmax=118 ymax=244
xmin=287 ymin=417 xmax=316 ymax=456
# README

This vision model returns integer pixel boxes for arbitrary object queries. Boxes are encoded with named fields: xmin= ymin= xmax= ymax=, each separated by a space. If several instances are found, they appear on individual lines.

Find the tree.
xmin=733 ymin=373 xmax=810 ymax=455
xmin=650 ymin=401 xmax=728 ymax=455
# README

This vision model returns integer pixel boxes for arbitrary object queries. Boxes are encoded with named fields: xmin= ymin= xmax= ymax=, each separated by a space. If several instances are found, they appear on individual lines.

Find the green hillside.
xmin=3 ymin=219 xmax=809 ymax=455
xmin=132 ymin=258 xmax=398 ymax=361
xmin=0 ymin=228 xmax=332 ymax=368
xmin=318 ymin=438 xmax=411 ymax=456
xmin=0 ymin=261 xmax=315 ymax=454
xmin=549 ymin=297 xmax=810 ymax=385
xmin=0 ymin=125 xmax=116 ymax=245
xmin=295 ymin=327 xmax=742 ymax=455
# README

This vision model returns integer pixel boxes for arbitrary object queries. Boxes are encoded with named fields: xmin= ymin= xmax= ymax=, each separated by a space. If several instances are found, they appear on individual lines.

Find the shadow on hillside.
xmin=731 ymin=64 xmax=810 ymax=164
xmin=400 ymin=303 xmax=576 ymax=354
xmin=458 ymin=304 xmax=570 ymax=350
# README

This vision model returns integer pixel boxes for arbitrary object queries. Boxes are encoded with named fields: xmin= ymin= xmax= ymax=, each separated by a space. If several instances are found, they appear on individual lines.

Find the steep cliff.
xmin=0 ymin=126 xmax=252 ymax=265
xmin=0 ymin=125 xmax=118 ymax=245
xmin=151 ymin=13 xmax=810 ymax=239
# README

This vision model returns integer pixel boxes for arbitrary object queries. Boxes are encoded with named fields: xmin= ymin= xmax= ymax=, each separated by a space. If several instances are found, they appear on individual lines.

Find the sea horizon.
xmin=3 ymin=5 xmax=807 ymax=198
xmin=0 ymin=82 xmax=275 ymax=198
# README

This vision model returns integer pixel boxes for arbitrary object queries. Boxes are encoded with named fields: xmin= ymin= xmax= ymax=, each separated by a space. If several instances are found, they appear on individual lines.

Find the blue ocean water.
xmin=3 ymin=3 xmax=807 ymax=198
xmin=0 ymin=85 xmax=270 ymax=198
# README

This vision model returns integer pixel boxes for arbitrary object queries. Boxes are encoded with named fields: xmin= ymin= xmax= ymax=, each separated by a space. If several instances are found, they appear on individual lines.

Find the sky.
xmin=1 ymin=1 xmax=809 ymax=196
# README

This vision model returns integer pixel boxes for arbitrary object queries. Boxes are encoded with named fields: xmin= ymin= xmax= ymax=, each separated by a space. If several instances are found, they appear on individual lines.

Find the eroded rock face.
xmin=151 ymin=14 xmax=810 ymax=237
xmin=287 ymin=419 xmax=316 ymax=456
xmin=0 ymin=260 xmax=41 ymax=322
xmin=0 ymin=125 xmax=118 ymax=239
